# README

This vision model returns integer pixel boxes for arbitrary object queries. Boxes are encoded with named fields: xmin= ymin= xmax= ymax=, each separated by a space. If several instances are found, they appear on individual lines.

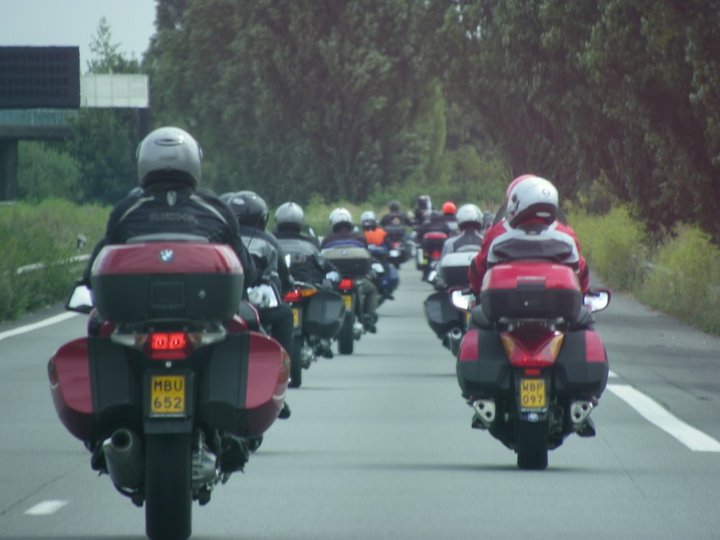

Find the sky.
xmin=0 ymin=0 xmax=156 ymax=71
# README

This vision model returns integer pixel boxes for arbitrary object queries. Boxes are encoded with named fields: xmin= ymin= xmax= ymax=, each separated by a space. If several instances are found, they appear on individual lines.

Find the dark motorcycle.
xmin=48 ymin=240 xmax=289 ymax=540
xmin=384 ymin=224 xmax=412 ymax=268
xmin=367 ymin=244 xmax=399 ymax=304
xmin=282 ymin=281 xmax=344 ymax=387
xmin=416 ymin=231 xmax=448 ymax=280
xmin=456 ymin=260 xmax=610 ymax=470
xmin=322 ymin=246 xmax=373 ymax=355
xmin=423 ymin=247 xmax=479 ymax=355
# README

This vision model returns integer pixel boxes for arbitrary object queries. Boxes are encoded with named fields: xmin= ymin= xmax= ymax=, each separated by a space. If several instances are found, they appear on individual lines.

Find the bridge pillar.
xmin=0 ymin=140 xmax=18 ymax=201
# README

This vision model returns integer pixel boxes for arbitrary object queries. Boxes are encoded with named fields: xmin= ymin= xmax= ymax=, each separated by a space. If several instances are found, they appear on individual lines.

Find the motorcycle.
xmin=416 ymin=231 xmax=448 ymax=281
xmin=423 ymin=246 xmax=479 ymax=355
xmin=383 ymin=224 xmax=413 ymax=268
xmin=455 ymin=260 xmax=610 ymax=470
xmin=367 ymin=244 xmax=399 ymax=304
xmin=48 ymin=240 xmax=289 ymax=540
xmin=322 ymin=246 xmax=373 ymax=355
xmin=282 ymin=280 xmax=344 ymax=387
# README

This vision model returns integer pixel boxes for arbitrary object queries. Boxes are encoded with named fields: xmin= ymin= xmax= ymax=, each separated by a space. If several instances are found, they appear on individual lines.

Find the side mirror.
xmin=584 ymin=289 xmax=611 ymax=313
xmin=66 ymin=284 xmax=94 ymax=314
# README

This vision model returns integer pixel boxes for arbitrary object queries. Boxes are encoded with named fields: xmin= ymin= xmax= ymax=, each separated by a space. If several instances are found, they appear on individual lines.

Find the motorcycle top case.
xmin=303 ymin=290 xmax=344 ymax=338
xmin=321 ymin=247 xmax=372 ymax=278
xmin=480 ymin=261 xmax=581 ymax=321
xmin=439 ymin=251 xmax=477 ymax=288
xmin=91 ymin=242 xmax=244 ymax=323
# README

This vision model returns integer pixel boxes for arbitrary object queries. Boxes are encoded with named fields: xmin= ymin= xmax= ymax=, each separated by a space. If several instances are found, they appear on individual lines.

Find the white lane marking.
xmin=608 ymin=370 xmax=618 ymax=378
xmin=608 ymin=384 xmax=720 ymax=452
xmin=0 ymin=312 xmax=78 ymax=342
xmin=25 ymin=500 xmax=68 ymax=515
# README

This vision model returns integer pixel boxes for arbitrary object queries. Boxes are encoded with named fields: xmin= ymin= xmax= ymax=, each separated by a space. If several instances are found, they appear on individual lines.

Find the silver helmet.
xmin=137 ymin=126 xmax=203 ymax=188
xmin=275 ymin=202 xmax=305 ymax=229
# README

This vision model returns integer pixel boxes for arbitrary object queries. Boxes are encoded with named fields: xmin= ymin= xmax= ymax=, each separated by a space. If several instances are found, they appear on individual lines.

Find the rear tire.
xmin=145 ymin=434 xmax=192 ymax=540
xmin=289 ymin=335 xmax=303 ymax=388
xmin=516 ymin=419 xmax=549 ymax=470
xmin=338 ymin=312 xmax=354 ymax=355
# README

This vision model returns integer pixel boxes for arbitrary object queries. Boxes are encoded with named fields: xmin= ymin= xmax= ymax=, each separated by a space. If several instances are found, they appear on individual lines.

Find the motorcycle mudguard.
xmin=48 ymin=338 xmax=94 ymax=441
xmin=303 ymin=290 xmax=344 ymax=338
xmin=423 ymin=291 xmax=463 ymax=338
xmin=456 ymin=328 xmax=512 ymax=397
xmin=199 ymin=331 xmax=289 ymax=438
xmin=554 ymin=330 xmax=609 ymax=398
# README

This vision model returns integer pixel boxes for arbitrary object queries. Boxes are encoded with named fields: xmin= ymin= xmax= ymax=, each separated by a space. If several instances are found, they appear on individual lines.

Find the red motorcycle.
xmin=48 ymin=240 xmax=289 ymax=540
xmin=456 ymin=261 xmax=610 ymax=470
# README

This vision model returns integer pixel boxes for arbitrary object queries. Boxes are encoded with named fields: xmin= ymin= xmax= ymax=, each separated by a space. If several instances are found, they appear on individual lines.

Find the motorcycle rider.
xmin=80 ymin=126 xmax=259 ymax=471
xmin=380 ymin=200 xmax=411 ymax=228
xmin=441 ymin=204 xmax=485 ymax=258
xmin=273 ymin=201 xmax=339 ymax=358
xmin=441 ymin=201 xmax=459 ymax=234
xmin=221 ymin=191 xmax=296 ymax=369
xmin=321 ymin=208 xmax=380 ymax=333
xmin=361 ymin=210 xmax=399 ymax=301
xmin=468 ymin=175 xmax=592 ymax=328
xmin=413 ymin=194 xmax=432 ymax=226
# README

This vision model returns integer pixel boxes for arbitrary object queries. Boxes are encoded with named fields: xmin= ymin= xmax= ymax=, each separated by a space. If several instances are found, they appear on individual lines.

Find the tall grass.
xmin=0 ymin=200 xmax=107 ymax=320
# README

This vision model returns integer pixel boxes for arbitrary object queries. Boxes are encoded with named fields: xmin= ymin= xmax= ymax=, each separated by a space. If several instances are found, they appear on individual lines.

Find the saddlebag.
xmin=322 ymin=247 xmax=372 ymax=278
xmin=303 ymin=290 xmax=344 ymax=338
xmin=456 ymin=328 xmax=512 ymax=397
xmin=439 ymin=251 xmax=477 ymax=288
xmin=424 ymin=291 xmax=463 ymax=338
xmin=554 ymin=330 xmax=609 ymax=398
xmin=91 ymin=243 xmax=244 ymax=323
xmin=480 ymin=261 xmax=581 ymax=321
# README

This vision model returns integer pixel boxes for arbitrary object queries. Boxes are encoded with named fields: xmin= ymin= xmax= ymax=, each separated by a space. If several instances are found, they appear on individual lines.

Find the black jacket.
xmin=237 ymin=225 xmax=293 ymax=294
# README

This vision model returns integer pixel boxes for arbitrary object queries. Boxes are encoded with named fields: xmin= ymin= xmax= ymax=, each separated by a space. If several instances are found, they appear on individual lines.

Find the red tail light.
xmin=338 ymin=278 xmax=354 ymax=291
xmin=283 ymin=290 xmax=301 ymax=303
xmin=148 ymin=332 xmax=191 ymax=360
xmin=432 ymin=250 xmax=441 ymax=260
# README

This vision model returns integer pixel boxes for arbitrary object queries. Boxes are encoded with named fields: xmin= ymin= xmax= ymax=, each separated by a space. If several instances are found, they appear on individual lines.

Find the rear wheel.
xmin=516 ymin=419 xmax=549 ymax=470
xmin=289 ymin=335 xmax=303 ymax=388
xmin=145 ymin=433 xmax=192 ymax=540
xmin=338 ymin=312 xmax=354 ymax=355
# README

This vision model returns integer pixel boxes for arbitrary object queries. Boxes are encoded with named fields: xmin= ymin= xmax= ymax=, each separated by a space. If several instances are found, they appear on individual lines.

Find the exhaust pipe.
xmin=570 ymin=400 xmax=594 ymax=431
xmin=102 ymin=429 xmax=144 ymax=489
xmin=447 ymin=327 xmax=464 ymax=356
xmin=471 ymin=399 xmax=496 ymax=429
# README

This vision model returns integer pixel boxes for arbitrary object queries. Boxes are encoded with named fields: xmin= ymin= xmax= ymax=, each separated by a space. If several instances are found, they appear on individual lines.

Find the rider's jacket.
xmin=418 ymin=212 xmax=452 ymax=239
xmin=320 ymin=229 xmax=367 ymax=250
xmin=380 ymin=211 xmax=411 ymax=228
xmin=82 ymin=183 xmax=256 ymax=286
xmin=441 ymin=229 xmax=483 ymax=258
xmin=237 ymin=225 xmax=293 ymax=294
xmin=274 ymin=228 xmax=338 ymax=284
xmin=468 ymin=218 xmax=589 ymax=295
xmin=363 ymin=227 xmax=387 ymax=247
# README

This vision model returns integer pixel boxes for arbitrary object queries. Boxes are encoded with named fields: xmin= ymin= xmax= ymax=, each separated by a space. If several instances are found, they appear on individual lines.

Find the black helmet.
xmin=389 ymin=200 xmax=400 ymax=213
xmin=222 ymin=190 xmax=269 ymax=230
xmin=416 ymin=194 xmax=431 ymax=211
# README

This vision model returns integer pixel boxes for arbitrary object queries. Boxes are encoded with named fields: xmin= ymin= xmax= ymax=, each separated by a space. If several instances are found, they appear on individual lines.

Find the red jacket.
xmin=468 ymin=219 xmax=590 ymax=294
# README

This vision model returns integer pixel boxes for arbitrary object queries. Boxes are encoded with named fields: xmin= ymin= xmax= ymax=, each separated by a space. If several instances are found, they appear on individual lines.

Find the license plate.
xmin=150 ymin=375 xmax=186 ymax=416
xmin=292 ymin=307 xmax=301 ymax=328
xmin=465 ymin=310 xmax=472 ymax=327
xmin=342 ymin=295 xmax=353 ymax=310
xmin=520 ymin=378 xmax=546 ymax=410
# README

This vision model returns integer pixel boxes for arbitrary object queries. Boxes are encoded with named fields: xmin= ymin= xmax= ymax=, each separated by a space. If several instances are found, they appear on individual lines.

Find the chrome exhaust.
xmin=102 ymin=429 xmax=143 ymax=489
xmin=570 ymin=400 xmax=594 ymax=431
xmin=471 ymin=399 xmax=496 ymax=429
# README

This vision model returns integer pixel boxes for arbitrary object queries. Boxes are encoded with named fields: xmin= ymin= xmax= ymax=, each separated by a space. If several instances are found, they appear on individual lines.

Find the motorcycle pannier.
xmin=322 ymin=247 xmax=372 ymax=278
xmin=440 ymin=251 xmax=476 ymax=288
xmin=91 ymin=243 xmax=244 ymax=323
xmin=480 ymin=262 xmax=581 ymax=321
xmin=304 ymin=290 xmax=344 ymax=338
xmin=424 ymin=291 xmax=462 ymax=338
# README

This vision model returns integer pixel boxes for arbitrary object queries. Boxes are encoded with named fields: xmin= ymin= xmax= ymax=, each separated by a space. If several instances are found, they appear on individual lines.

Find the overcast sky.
xmin=0 ymin=0 xmax=156 ymax=71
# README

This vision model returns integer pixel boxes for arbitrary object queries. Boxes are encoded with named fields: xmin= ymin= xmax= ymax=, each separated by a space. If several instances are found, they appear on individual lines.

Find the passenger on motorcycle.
xmin=321 ymin=208 xmax=380 ymax=333
xmin=222 ymin=190 xmax=296 ymax=370
xmin=468 ymin=175 xmax=589 ymax=297
xmin=82 ymin=126 xmax=256 ymax=298
xmin=361 ymin=210 xmax=399 ymax=301
xmin=442 ymin=201 xmax=459 ymax=234
xmin=413 ymin=194 xmax=433 ymax=226
xmin=441 ymin=204 xmax=485 ymax=258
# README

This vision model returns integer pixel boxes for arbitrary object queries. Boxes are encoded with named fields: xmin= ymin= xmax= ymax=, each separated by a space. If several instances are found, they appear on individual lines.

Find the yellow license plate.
xmin=342 ymin=295 xmax=353 ymax=310
xmin=520 ymin=378 xmax=546 ymax=410
xmin=292 ymin=307 xmax=301 ymax=328
xmin=465 ymin=311 xmax=472 ymax=327
xmin=150 ymin=375 xmax=186 ymax=416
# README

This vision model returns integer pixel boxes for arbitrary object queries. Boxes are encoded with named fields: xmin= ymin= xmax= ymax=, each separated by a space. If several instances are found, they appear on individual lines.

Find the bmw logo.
xmin=159 ymin=249 xmax=175 ymax=263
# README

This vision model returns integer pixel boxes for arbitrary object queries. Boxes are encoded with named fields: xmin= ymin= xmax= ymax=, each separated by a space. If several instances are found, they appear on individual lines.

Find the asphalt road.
xmin=1 ymin=266 xmax=719 ymax=539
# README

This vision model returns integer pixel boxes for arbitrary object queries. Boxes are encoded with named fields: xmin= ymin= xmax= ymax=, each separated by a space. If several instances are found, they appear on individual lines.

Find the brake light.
xmin=283 ymin=290 xmax=301 ymax=303
xmin=149 ymin=332 xmax=191 ymax=360
xmin=501 ymin=332 xmax=564 ymax=367
xmin=338 ymin=278 xmax=354 ymax=291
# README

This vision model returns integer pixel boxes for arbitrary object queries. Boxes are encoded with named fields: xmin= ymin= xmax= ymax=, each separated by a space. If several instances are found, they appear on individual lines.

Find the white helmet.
xmin=360 ymin=210 xmax=377 ymax=229
xmin=329 ymin=207 xmax=353 ymax=231
xmin=275 ymin=202 xmax=305 ymax=230
xmin=137 ymin=126 xmax=202 ymax=188
xmin=456 ymin=204 xmax=483 ymax=228
xmin=506 ymin=176 xmax=558 ymax=227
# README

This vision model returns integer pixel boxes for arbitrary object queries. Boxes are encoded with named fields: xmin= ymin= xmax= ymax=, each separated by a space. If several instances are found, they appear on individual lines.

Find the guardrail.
xmin=16 ymin=254 xmax=89 ymax=275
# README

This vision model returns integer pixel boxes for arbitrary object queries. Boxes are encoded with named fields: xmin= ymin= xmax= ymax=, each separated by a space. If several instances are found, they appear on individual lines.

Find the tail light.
xmin=500 ymin=331 xmax=564 ymax=367
xmin=283 ymin=290 xmax=301 ymax=303
xmin=338 ymin=278 xmax=354 ymax=291
xmin=111 ymin=328 xmax=227 ymax=361
xmin=431 ymin=250 xmax=441 ymax=260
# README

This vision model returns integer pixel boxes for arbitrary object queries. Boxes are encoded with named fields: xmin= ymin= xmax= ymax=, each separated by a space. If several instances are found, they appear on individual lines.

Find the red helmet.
xmin=442 ymin=201 xmax=457 ymax=215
